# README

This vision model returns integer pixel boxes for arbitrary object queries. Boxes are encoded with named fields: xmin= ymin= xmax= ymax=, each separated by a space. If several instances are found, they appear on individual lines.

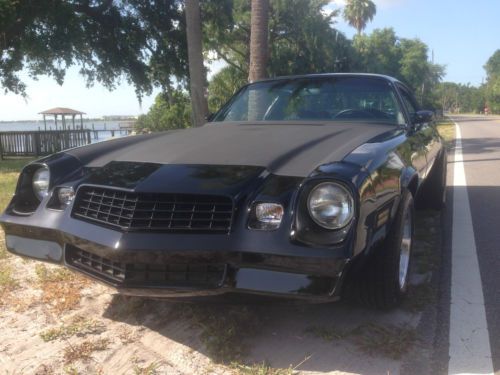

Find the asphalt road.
xmin=436 ymin=115 xmax=500 ymax=375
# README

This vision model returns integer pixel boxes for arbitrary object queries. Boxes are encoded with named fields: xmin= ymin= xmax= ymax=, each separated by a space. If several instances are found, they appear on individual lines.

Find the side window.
xmin=398 ymin=87 xmax=419 ymax=123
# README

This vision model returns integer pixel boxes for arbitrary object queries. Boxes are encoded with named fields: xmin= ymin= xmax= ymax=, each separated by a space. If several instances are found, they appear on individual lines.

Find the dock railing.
xmin=0 ymin=130 xmax=92 ymax=159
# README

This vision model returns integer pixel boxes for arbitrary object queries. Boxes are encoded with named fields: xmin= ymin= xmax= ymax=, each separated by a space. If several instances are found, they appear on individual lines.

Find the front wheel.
xmin=346 ymin=191 xmax=415 ymax=309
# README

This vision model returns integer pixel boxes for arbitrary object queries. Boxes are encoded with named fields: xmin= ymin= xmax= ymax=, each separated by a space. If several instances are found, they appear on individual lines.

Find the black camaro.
xmin=0 ymin=74 xmax=446 ymax=309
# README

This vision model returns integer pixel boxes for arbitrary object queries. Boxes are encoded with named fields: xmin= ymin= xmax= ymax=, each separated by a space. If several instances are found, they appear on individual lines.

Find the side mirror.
xmin=414 ymin=110 xmax=434 ymax=124
xmin=205 ymin=112 xmax=215 ymax=122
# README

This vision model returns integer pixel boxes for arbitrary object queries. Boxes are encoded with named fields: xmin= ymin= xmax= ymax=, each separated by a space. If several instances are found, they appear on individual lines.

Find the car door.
xmin=396 ymin=84 xmax=431 ymax=179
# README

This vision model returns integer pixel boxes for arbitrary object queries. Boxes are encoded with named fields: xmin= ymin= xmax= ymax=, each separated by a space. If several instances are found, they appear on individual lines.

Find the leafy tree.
xmin=484 ymin=50 xmax=500 ymax=80
xmin=352 ymin=28 xmax=401 ymax=77
xmin=135 ymin=90 xmax=191 ymax=132
xmin=433 ymin=82 xmax=485 ymax=113
xmin=486 ymin=79 xmax=500 ymax=113
xmin=268 ymin=0 xmax=353 ymax=75
xmin=352 ymin=28 xmax=444 ymax=105
xmin=399 ymin=39 xmax=444 ymax=106
xmin=0 ymin=0 xmax=188 ymax=97
xmin=207 ymin=66 xmax=247 ymax=113
xmin=343 ymin=0 xmax=376 ymax=35
xmin=434 ymin=82 xmax=458 ymax=112
xmin=484 ymin=50 xmax=500 ymax=113
xmin=203 ymin=0 xmax=353 ymax=78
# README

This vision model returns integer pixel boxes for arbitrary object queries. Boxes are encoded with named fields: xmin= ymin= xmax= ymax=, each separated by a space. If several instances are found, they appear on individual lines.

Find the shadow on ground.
xmin=100 ymin=209 xmax=441 ymax=374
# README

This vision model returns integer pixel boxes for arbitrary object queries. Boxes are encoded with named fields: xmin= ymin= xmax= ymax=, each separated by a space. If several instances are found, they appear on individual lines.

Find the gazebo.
xmin=39 ymin=107 xmax=86 ymax=131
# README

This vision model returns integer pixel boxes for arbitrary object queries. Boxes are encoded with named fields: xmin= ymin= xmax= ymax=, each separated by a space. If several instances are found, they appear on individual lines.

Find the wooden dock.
xmin=0 ymin=130 xmax=92 ymax=159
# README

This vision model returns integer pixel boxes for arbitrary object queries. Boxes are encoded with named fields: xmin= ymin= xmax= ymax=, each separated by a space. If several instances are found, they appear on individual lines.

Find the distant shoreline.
xmin=0 ymin=119 xmax=136 ymax=123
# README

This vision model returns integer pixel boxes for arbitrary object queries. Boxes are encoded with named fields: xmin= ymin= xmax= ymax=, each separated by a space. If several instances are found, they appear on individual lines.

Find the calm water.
xmin=0 ymin=120 xmax=134 ymax=142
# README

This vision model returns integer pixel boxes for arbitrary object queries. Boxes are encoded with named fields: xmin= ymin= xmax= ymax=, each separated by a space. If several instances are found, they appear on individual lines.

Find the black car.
xmin=0 ymin=74 xmax=446 ymax=309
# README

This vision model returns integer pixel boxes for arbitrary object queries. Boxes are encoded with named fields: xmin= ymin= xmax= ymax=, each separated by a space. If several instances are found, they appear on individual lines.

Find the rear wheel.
xmin=345 ymin=191 xmax=415 ymax=309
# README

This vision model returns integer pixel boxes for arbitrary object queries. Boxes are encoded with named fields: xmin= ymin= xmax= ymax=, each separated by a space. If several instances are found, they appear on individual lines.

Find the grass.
xmin=184 ymin=304 xmax=263 ymax=363
xmin=350 ymin=323 xmax=417 ymax=360
xmin=413 ymin=210 xmax=441 ymax=273
xmin=0 ymin=248 xmax=18 ymax=305
xmin=0 ymin=230 xmax=8 ymax=260
xmin=393 ymin=208 xmax=441 ymax=313
xmin=34 ymin=364 xmax=55 ymax=375
xmin=303 ymin=325 xmax=348 ymax=341
xmin=132 ymin=360 xmax=161 ymax=375
xmin=0 ymin=158 xmax=34 ymax=210
xmin=107 ymin=295 xmax=151 ymax=321
xmin=35 ymin=263 xmax=77 ymax=283
xmin=35 ymin=264 xmax=90 ymax=314
xmin=0 ymin=264 xmax=18 ymax=299
xmin=63 ymin=338 xmax=110 ymax=364
xmin=63 ymin=366 xmax=79 ymax=375
xmin=40 ymin=316 xmax=106 ymax=342
xmin=232 ymin=362 xmax=295 ymax=375
xmin=402 ymin=283 xmax=437 ymax=313
xmin=109 ymin=296 xmax=264 ymax=364
xmin=117 ymin=326 xmax=138 ymax=344
xmin=0 ymin=157 xmax=34 ymax=172
xmin=305 ymin=322 xmax=417 ymax=360
xmin=0 ymin=158 xmax=34 ymax=258
xmin=436 ymin=119 xmax=456 ymax=145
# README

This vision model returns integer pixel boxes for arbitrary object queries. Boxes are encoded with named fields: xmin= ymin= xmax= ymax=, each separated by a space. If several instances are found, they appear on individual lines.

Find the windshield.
xmin=213 ymin=76 xmax=405 ymax=125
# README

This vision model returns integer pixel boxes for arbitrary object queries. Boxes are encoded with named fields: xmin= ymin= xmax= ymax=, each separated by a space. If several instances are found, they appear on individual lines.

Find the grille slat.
xmin=72 ymin=186 xmax=234 ymax=233
xmin=65 ymin=246 xmax=226 ymax=288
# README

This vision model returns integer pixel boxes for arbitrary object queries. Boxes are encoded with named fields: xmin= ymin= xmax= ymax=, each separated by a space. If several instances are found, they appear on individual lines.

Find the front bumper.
xmin=1 ymin=210 xmax=351 ymax=301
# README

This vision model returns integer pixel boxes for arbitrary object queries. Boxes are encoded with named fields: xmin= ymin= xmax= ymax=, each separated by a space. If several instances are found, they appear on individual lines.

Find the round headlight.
xmin=32 ymin=167 xmax=50 ymax=201
xmin=307 ymin=182 xmax=354 ymax=229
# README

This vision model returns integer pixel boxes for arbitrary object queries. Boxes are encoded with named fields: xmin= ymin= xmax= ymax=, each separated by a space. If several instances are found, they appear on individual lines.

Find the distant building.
xmin=39 ymin=107 xmax=85 ymax=131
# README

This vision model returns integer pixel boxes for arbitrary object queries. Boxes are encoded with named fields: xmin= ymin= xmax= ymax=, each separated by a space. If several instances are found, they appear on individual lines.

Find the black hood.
xmin=66 ymin=121 xmax=396 ymax=177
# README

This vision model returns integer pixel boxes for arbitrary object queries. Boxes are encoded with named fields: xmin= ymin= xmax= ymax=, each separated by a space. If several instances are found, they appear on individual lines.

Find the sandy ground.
xmin=0 ymin=211 xmax=439 ymax=375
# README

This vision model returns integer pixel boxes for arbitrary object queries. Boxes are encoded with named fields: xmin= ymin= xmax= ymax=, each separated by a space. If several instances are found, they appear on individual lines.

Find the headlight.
xmin=307 ymin=182 xmax=354 ymax=229
xmin=58 ymin=187 xmax=75 ymax=206
xmin=32 ymin=167 xmax=50 ymax=201
xmin=256 ymin=203 xmax=283 ymax=226
xmin=248 ymin=202 xmax=284 ymax=230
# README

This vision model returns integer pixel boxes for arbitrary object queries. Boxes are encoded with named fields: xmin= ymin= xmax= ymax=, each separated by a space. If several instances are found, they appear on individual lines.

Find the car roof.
xmin=251 ymin=73 xmax=402 ymax=85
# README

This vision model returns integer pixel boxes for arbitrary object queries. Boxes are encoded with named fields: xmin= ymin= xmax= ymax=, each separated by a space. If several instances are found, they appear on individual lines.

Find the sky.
xmin=1 ymin=0 xmax=499 ymax=121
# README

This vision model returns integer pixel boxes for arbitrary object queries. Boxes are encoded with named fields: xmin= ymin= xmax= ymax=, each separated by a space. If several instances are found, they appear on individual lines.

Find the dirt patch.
xmin=0 ymin=206 xmax=442 ymax=374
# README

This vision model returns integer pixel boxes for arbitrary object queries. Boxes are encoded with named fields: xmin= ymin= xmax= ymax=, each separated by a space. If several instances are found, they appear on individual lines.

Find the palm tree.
xmin=248 ymin=0 xmax=269 ymax=120
xmin=248 ymin=0 xmax=269 ymax=83
xmin=343 ymin=0 xmax=377 ymax=35
xmin=185 ymin=0 xmax=209 ymax=127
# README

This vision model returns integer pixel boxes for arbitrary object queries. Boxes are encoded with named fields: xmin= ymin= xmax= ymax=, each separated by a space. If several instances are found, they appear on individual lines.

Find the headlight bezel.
xmin=307 ymin=181 xmax=355 ymax=230
xmin=32 ymin=166 xmax=51 ymax=201
xmin=293 ymin=178 xmax=358 ymax=247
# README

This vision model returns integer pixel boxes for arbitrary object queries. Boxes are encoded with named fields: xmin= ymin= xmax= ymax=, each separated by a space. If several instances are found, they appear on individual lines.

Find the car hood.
xmin=66 ymin=121 xmax=396 ymax=177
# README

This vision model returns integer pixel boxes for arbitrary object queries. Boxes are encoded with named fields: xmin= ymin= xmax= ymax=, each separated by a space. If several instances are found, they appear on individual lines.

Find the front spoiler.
xmin=2 ymin=222 xmax=349 ymax=301
xmin=72 ymin=263 xmax=341 ymax=302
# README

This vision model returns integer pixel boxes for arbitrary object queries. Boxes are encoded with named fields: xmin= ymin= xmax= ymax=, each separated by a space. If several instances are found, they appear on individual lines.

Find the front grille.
xmin=65 ymin=246 xmax=227 ymax=288
xmin=71 ymin=186 xmax=234 ymax=233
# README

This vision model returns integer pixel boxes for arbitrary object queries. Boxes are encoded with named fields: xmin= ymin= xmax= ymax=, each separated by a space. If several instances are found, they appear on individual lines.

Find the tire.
xmin=418 ymin=150 xmax=447 ymax=210
xmin=344 ymin=191 xmax=415 ymax=309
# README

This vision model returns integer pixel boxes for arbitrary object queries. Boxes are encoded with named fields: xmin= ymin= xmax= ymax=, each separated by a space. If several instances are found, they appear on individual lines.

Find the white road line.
xmin=448 ymin=120 xmax=494 ymax=375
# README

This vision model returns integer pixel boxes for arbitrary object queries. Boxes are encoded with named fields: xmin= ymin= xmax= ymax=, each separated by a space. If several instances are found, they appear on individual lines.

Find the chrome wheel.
xmin=398 ymin=211 xmax=412 ymax=290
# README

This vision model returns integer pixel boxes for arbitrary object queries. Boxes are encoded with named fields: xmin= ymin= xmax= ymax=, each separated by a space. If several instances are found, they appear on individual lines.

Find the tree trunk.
xmin=185 ymin=0 xmax=209 ymax=127
xmin=248 ymin=0 xmax=269 ymax=83
xmin=248 ymin=0 xmax=269 ymax=121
